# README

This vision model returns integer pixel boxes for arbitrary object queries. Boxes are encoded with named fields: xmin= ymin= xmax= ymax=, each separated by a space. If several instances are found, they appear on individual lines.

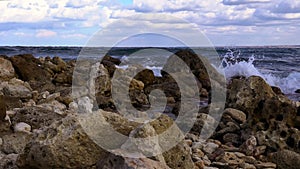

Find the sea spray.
xmin=219 ymin=49 xmax=300 ymax=95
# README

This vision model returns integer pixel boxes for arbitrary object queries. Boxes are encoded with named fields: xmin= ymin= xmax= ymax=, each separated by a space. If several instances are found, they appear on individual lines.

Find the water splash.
xmin=219 ymin=49 xmax=300 ymax=95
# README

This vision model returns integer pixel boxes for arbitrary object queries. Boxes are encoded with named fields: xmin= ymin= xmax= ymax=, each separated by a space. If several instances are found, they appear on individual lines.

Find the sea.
xmin=0 ymin=46 xmax=299 ymax=101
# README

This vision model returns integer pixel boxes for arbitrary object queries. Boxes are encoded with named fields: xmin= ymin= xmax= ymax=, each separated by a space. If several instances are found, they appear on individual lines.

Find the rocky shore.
xmin=0 ymin=50 xmax=299 ymax=169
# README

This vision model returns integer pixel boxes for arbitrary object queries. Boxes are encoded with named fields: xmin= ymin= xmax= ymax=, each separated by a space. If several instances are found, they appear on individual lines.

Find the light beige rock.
xmin=0 ymin=57 xmax=15 ymax=80
xmin=14 ymin=122 xmax=31 ymax=133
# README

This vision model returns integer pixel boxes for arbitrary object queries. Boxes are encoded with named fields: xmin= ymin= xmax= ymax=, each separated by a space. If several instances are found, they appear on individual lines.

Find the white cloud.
xmin=36 ymin=30 xmax=57 ymax=38
xmin=0 ymin=0 xmax=299 ymax=46
xmin=222 ymin=0 xmax=271 ymax=5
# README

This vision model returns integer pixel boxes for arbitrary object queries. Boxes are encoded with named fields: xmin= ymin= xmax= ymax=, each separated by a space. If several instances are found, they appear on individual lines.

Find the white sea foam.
xmin=219 ymin=50 xmax=300 ymax=94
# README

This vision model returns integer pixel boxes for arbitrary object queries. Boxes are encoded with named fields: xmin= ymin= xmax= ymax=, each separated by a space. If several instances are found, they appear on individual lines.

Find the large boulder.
xmin=1 ymin=78 xmax=32 ymax=100
xmin=226 ymin=76 xmax=299 ymax=153
xmin=0 ymin=56 xmax=15 ymax=81
xmin=269 ymin=149 xmax=300 ymax=169
xmin=10 ymin=54 xmax=51 ymax=82
xmin=11 ymin=106 xmax=64 ymax=130
xmin=163 ymin=49 xmax=223 ymax=91
xmin=17 ymin=114 xmax=109 ymax=169
xmin=9 ymin=54 xmax=53 ymax=92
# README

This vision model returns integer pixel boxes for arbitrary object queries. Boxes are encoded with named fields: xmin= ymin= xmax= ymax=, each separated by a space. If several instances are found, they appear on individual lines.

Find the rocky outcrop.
xmin=227 ymin=76 xmax=299 ymax=153
xmin=0 ymin=56 xmax=15 ymax=81
xmin=10 ymin=54 xmax=51 ymax=84
xmin=269 ymin=149 xmax=300 ymax=169
xmin=17 ymin=114 xmax=109 ymax=169
xmin=1 ymin=78 xmax=32 ymax=100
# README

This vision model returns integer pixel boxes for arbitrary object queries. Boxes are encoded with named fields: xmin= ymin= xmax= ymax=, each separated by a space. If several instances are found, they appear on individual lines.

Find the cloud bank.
xmin=0 ymin=0 xmax=299 ymax=46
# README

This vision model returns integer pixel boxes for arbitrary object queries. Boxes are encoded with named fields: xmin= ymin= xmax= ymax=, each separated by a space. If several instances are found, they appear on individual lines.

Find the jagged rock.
xmin=0 ymin=57 xmax=15 ymax=81
xmin=52 ymin=56 xmax=68 ymax=71
xmin=17 ymin=114 xmax=109 ymax=169
xmin=11 ymin=106 xmax=64 ymax=130
xmin=202 ymin=142 xmax=219 ymax=154
xmin=223 ymin=133 xmax=240 ymax=145
xmin=1 ymin=78 xmax=32 ymax=99
xmin=53 ymin=70 xmax=73 ymax=85
xmin=216 ymin=151 xmax=244 ymax=166
xmin=101 ymin=55 xmax=121 ymax=77
xmin=223 ymin=108 xmax=246 ymax=124
xmin=0 ymin=153 xmax=19 ymax=169
xmin=162 ymin=141 xmax=195 ymax=169
xmin=239 ymin=136 xmax=257 ymax=156
xmin=226 ymin=76 xmax=299 ymax=152
xmin=134 ymin=69 xmax=155 ymax=86
xmin=190 ymin=113 xmax=216 ymax=137
xmin=269 ymin=149 xmax=300 ymax=169
xmin=96 ymin=153 xmax=170 ymax=169
xmin=9 ymin=54 xmax=51 ymax=86
xmin=226 ymin=76 xmax=275 ymax=113
xmin=1 ymin=133 xmax=32 ymax=154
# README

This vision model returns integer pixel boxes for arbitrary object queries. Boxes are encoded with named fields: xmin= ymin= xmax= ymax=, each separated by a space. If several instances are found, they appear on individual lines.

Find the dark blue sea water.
xmin=0 ymin=46 xmax=299 ymax=100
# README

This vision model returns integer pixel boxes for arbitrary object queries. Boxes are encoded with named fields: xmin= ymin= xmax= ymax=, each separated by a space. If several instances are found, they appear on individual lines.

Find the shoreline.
xmin=0 ymin=51 xmax=299 ymax=168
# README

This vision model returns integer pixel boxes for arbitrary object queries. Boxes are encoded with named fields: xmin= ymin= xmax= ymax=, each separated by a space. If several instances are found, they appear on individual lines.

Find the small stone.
xmin=211 ymin=161 xmax=228 ymax=168
xmin=69 ymin=101 xmax=78 ymax=111
xmin=193 ymin=149 xmax=205 ymax=158
xmin=185 ymin=139 xmax=193 ymax=147
xmin=223 ymin=133 xmax=240 ymax=144
xmin=202 ymin=155 xmax=211 ymax=166
xmin=243 ymin=156 xmax=257 ymax=164
xmin=242 ymin=163 xmax=257 ymax=169
xmin=14 ymin=122 xmax=31 ymax=133
xmin=194 ymin=160 xmax=205 ymax=169
xmin=77 ymin=96 xmax=93 ymax=113
xmin=40 ymin=91 xmax=50 ymax=99
xmin=234 ymin=152 xmax=246 ymax=158
xmin=0 ymin=137 xmax=3 ymax=146
xmin=240 ymin=136 xmax=257 ymax=156
xmin=217 ymin=152 xmax=244 ymax=165
xmin=255 ymin=162 xmax=276 ymax=169
xmin=254 ymin=145 xmax=266 ymax=156
xmin=202 ymin=142 xmax=219 ymax=154
xmin=224 ymin=108 xmax=247 ymax=123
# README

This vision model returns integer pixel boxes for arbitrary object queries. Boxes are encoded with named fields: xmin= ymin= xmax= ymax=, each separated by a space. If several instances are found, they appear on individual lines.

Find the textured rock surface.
xmin=17 ymin=114 xmax=109 ymax=169
xmin=269 ymin=149 xmax=300 ymax=169
xmin=11 ymin=106 xmax=64 ymax=130
xmin=0 ymin=57 xmax=15 ymax=81
xmin=10 ymin=54 xmax=52 ymax=89
xmin=227 ymin=76 xmax=299 ymax=153
xmin=96 ymin=153 xmax=170 ymax=169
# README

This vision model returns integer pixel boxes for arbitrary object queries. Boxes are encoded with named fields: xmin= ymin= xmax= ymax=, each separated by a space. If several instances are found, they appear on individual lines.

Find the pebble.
xmin=254 ymin=162 xmax=276 ymax=169
xmin=243 ymin=156 xmax=257 ymax=164
xmin=14 ymin=122 xmax=31 ymax=133
xmin=224 ymin=108 xmax=247 ymax=123
xmin=0 ymin=137 xmax=3 ymax=146
xmin=242 ymin=163 xmax=257 ymax=169
xmin=202 ymin=142 xmax=219 ymax=154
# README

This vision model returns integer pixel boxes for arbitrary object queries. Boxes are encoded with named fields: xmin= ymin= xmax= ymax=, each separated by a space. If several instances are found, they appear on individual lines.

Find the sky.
xmin=0 ymin=0 xmax=299 ymax=46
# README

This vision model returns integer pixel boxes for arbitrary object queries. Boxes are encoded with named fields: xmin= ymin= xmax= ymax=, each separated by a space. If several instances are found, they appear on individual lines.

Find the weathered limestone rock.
xmin=269 ymin=149 xmax=300 ymax=169
xmin=17 ymin=114 xmax=109 ymax=169
xmin=0 ymin=57 xmax=15 ymax=81
xmin=96 ymin=153 xmax=170 ymax=169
